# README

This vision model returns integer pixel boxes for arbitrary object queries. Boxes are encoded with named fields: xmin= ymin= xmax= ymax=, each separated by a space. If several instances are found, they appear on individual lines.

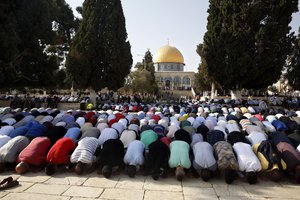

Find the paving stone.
xmin=1 ymin=193 xmax=70 ymax=200
xmin=144 ymin=191 xmax=183 ymax=200
xmin=0 ymin=192 xmax=8 ymax=198
xmin=100 ymin=188 xmax=144 ymax=200
xmin=24 ymin=183 xmax=70 ymax=195
xmin=245 ymin=185 xmax=291 ymax=199
xmin=144 ymin=177 xmax=182 ymax=192
xmin=218 ymin=196 xmax=259 ymax=200
xmin=213 ymin=185 xmax=250 ymax=197
xmin=182 ymin=178 xmax=212 ymax=188
xmin=18 ymin=173 xmax=51 ymax=183
xmin=116 ymin=176 xmax=145 ymax=190
xmin=3 ymin=182 xmax=34 ymax=193
xmin=62 ymin=186 xmax=103 ymax=198
xmin=83 ymin=177 xmax=119 ymax=188
xmin=183 ymin=187 xmax=217 ymax=199
xmin=70 ymin=198 xmax=98 ymax=200
xmin=45 ymin=175 xmax=88 ymax=186
xmin=280 ymin=187 xmax=300 ymax=199
xmin=184 ymin=196 xmax=218 ymax=200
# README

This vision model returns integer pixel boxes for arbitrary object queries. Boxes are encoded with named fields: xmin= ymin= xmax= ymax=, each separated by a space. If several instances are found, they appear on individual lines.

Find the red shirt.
xmin=160 ymin=137 xmax=171 ymax=149
xmin=17 ymin=137 xmax=51 ymax=166
xmin=46 ymin=137 xmax=76 ymax=164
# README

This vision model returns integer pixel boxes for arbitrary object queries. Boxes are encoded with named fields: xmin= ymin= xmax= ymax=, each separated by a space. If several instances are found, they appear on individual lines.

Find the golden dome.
xmin=153 ymin=45 xmax=184 ymax=64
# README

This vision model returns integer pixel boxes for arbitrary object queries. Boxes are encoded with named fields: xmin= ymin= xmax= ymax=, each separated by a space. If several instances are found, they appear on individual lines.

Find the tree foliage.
xmin=66 ymin=0 xmax=132 ymax=92
xmin=0 ymin=0 xmax=77 ymax=89
xmin=285 ymin=28 xmax=300 ymax=90
xmin=203 ymin=0 xmax=298 ymax=91
xmin=195 ymin=44 xmax=213 ymax=91
xmin=125 ymin=49 xmax=158 ymax=94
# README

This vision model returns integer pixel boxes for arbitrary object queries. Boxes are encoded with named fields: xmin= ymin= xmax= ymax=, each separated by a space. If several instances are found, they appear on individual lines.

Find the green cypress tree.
xmin=66 ymin=0 xmax=132 ymax=102
xmin=285 ymin=28 xmax=300 ymax=90
xmin=203 ymin=0 xmax=298 ymax=99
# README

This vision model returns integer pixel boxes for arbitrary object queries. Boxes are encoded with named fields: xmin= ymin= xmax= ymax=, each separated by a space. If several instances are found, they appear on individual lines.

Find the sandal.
xmin=0 ymin=177 xmax=13 ymax=185
xmin=0 ymin=180 xmax=19 ymax=190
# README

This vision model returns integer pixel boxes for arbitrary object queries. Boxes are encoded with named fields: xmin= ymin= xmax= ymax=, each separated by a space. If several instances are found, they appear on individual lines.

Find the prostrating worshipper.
xmin=120 ymin=128 xmax=138 ymax=149
xmin=70 ymin=137 xmax=100 ymax=175
xmin=213 ymin=141 xmax=239 ymax=184
xmin=232 ymin=142 xmax=262 ymax=184
xmin=15 ymin=137 xmax=51 ymax=174
xmin=0 ymin=136 xmax=30 ymax=172
xmin=24 ymin=121 xmax=48 ymax=139
xmin=168 ymin=140 xmax=191 ymax=181
xmin=252 ymin=140 xmax=287 ymax=182
xmin=269 ymin=131 xmax=300 ymax=183
xmin=98 ymin=127 xmax=119 ymax=146
xmin=123 ymin=140 xmax=145 ymax=177
xmin=42 ymin=125 xmax=67 ymax=145
xmin=140 ymin=129 xmax=158 ymax=150
xmin=80 ymin=127 xmax=100 ymax=140
xmin=98 ymin=139 xmax=125 ymax=178
xmin=192 ymin=141 xmax=217 ymax=182
xmin=63 ymin=127 xmax=81 ymax=143
xmin=174 ymin=129 xmax=192 ymax=145
xmin=45 ymin=137 xmax=77 ymax=175
xmin=145 ymin=140 xmax=169 ymax=180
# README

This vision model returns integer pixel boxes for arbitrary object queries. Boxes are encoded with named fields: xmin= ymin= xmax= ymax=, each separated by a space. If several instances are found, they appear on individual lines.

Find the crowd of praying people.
xmin=0 ymin=101 xmax=300 ymax=186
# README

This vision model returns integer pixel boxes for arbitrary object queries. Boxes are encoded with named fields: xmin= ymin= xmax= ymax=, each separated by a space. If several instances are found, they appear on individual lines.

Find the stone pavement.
xmin=0 ymin=171 xmax=299 ymax=200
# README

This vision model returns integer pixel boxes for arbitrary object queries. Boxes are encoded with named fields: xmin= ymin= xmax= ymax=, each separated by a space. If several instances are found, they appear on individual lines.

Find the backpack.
xmin=257 ymin=140 xmax=284 ymax=170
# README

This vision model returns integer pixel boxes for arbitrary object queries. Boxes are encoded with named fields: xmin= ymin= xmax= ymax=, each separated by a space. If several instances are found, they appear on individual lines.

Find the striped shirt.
xmin=0 ymin=136 xmax=30 ymax=163
xmin=70 ymin=137 xmax=100 ymax=164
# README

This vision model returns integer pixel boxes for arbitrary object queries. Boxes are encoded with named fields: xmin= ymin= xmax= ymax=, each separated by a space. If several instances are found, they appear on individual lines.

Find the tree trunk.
xmin=230 ymin=89 xmax=242 ymax=100
xmin=89 ymin=87 xmax=97 ymax=106
xmin=211 ymin=82 xmax=215 ymax=99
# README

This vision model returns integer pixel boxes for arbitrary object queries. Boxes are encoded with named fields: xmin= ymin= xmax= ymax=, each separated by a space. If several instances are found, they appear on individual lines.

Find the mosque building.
xmin=153 ymin=44 xmax=195 ymax=90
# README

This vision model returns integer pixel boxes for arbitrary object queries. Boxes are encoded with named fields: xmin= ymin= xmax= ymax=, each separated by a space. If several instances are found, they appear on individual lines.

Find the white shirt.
xmin=226 ymin=122 xmax=240 ymax=133
xmin=124 ymin=140 xmax=145 ymax=166
xmin=233 ymin=142 xmax=262 ymax=172
xmin=76 ymin=117 xmax=85 ymax=127
xmin=203 ymin=120 xmax=215 ymax=131
xmin=245 ymin=125 xmax=263 ymax=135
xmin=191 ymin=134 xmax=204 ymax=148
xmin=97 ymin=123 xmax=108 ymax=132
xmin=192 ymin=142 xmax=216 ymax=170
xmin=120 ymin=130 xmax=137 ymax=148
xmin=167 ymin=124 xmax=179 ymax=138
xmin=246 ymin=132 xmax=267 ymax=146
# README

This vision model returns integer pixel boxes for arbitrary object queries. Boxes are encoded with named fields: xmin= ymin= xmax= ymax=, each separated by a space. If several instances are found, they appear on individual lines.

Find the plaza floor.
xmin=0 ymin=171 xmax=299 ymax=200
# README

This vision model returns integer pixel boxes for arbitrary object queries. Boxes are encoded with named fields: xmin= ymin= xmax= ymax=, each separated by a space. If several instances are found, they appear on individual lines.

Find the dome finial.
xmin=167 ymin=38 xmax=169 ymax=45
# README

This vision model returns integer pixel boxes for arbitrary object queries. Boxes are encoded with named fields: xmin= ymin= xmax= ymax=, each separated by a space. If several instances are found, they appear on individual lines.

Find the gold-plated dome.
xmin=153 ymin=45 xmax=184 ymax=63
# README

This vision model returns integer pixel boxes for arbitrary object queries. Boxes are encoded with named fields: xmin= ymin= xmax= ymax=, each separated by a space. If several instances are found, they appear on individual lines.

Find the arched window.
xmin=183 ymin=76 xmax=190 ymax=85
xmin=174 ymin=76 xmax=181 ymax=85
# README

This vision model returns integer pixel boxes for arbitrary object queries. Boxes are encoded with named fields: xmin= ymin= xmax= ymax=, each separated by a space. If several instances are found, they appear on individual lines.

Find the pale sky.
xmin=66 ymin=0 xmax=300 ymax=72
